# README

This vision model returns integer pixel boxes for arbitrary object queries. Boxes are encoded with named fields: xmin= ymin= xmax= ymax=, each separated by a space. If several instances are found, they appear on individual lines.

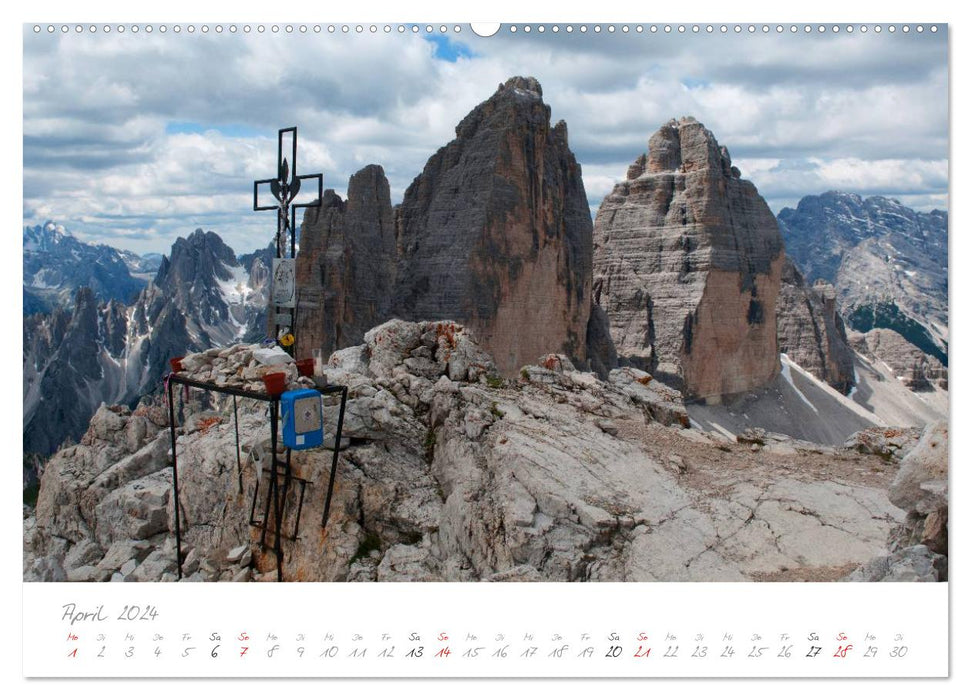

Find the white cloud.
xmin=23 ymin=28 xmax=948 ymax=255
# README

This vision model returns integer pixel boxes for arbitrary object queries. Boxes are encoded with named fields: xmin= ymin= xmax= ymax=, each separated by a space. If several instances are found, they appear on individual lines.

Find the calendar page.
xmin=17 ymin=2 xmax=952 ymax=685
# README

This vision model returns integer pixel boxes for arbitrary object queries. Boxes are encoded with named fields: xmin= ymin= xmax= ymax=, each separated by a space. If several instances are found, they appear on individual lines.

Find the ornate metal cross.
xmin=254 ymin=127 xmax=323 ymax=346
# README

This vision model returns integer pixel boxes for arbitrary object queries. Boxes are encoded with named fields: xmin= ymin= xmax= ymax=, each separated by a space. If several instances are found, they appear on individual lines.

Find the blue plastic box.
xmin=281 ymin=388 xmax=324 ymax=450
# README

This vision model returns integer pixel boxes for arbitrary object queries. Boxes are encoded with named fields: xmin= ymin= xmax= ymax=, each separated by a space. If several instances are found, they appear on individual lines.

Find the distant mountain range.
xmin=23 ymin=222 xmax=164 ymax=315
xmin=777 ymin=192 xmax=947 ymax=364
xmin=23 ymin=227 xmax=270 ymax=455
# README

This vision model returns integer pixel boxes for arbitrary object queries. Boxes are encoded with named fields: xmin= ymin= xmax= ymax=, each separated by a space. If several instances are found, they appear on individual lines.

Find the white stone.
xmin=253 ymin=347 xmax=293 ymax=366
xmin=226 ymin=545 xmax=249 ymax=563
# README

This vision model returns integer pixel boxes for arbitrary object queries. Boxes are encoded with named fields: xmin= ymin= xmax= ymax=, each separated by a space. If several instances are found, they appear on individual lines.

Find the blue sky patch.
xmin=425 ymin=35 xmax=475 ymax=62
xmin=680 ymin=77 xmax=711 ymax=89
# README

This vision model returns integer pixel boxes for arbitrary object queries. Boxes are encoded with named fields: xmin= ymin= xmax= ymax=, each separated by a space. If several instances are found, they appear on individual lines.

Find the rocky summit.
xmin=592 ymin=117 xmax=784 ymax=400
xmin=393 ymin=77 xmax=593 ymax=376
xmin=25 ymin=322 xmax=935 ymax=583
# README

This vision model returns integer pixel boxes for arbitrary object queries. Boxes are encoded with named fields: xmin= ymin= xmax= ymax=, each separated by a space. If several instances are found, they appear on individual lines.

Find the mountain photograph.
xmin=23 ymin=26 xmax=948 ymax=585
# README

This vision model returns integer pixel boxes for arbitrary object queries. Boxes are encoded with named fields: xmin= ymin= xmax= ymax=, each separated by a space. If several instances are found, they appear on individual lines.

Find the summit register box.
xmin=281 ymin=388 xmax=324 ymax=450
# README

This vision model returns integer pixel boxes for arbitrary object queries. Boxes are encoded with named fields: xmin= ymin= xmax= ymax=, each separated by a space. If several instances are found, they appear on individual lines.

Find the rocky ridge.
xmin=26 ymin=320 xmax=913 ymax=583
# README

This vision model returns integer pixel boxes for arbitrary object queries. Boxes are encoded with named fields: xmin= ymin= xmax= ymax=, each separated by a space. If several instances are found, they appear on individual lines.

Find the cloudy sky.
xmin=23 ymin=24 xmax=948 ymax=255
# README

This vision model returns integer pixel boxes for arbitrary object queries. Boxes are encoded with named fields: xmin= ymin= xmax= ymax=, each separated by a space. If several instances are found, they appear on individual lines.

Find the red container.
xmin=169 ymin=357 xmax=185 ymax=373
xmin=262 ymin=372 xmax=287 ymax=396
xmin=296 ymin=358 xmax=315 ymax=378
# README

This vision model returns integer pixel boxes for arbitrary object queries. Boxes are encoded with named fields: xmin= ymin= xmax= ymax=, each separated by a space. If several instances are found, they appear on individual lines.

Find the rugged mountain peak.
xmin=23 ymin=221 xmax=147 ymax=314
xmin=777 ymin=191 xmax=948 ymax=360
xmin=592 ymin=117 xmax=784 ymax=399
xmin=394 ymin=76 xmax=592 ymax=375
xmin=294 ymin=164 xmax=396 ymax=361
xmin=23 ymin=220 xmax=67 ymax=250
xmin=157 ymin=229 xmax=238 ymax=291
xmin=24 ymin=286 xmax=115 ymax=456
xmin=146 ymin=229 xmax=261 ymax=345
xmin=24 ymin=230 xmax=270 ymax=456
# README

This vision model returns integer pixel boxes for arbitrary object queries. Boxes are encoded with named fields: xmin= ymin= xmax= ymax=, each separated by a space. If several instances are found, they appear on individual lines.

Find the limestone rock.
xmin=607 ymin=367 xmax=689 ymax=427
xmin=920 ymin=508 xmax=948 ymax=554
xmin=227 ymin=544 xmax=249 ymax=562
xmin=890 ymin=421 xmax=947 ymax=515
xmin=327 ymin=345 xmax=368 ymax=374
xmin=295 ymin=166 xmax=396 ymax=361
xmin=96 ymin=539 xmax=151 ymax=573
xmin=364 ymin=320 xmax=423 ymax=378
xmin=394 ymin=76 xmax=592 ymax=375
xmin=120 ymin=558 xmax=138 ymax=577
xmin=252 ymin=347 xmax=292 ymax=366
xmin=68 ymin=565 xmax=107 ymax=582
xmin=93 ymin=470 xmax=172 ymax=547
xmin=63 ymin=540 xmax=103 ymax=570
xmin=867 ymin=421 xmax=950 ymax=574
xmin=776 ymin=256 xmax=855 ymax=393
xmin=592 ymin=117 xmax=784 ymax=399
xmin=844 ymin=545 xmax=946 ymax=582
xmin=130 ymin=548 xmax=177 ymax=581
xmin=842 ymin=426 xmax=921 ymax=460
xmin=363 ymin=319 xmax=497 ymax=384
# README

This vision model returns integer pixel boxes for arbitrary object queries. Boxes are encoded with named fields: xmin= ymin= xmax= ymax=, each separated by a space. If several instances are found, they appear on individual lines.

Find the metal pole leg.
xmin=168 ymin=378 xmax=183 ymax=580
xmin=321 ymin=386 xmax=348 ymax=530
xmin=233 ymin=396 xmax=243 ymax=495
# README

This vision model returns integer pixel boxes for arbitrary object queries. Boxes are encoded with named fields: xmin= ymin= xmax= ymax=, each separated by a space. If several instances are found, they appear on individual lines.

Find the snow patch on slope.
xmin=779 ymin=354 xmax=818 ymax=414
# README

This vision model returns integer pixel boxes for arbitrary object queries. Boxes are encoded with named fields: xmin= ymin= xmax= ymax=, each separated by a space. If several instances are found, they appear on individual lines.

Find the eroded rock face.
xmin=776 ymin=256 xmax=855 ymax=393
xmin=295 ymin=165 xmax=396 ymax=362
xmin=593 ymin=117 xmax=784 ymax=399
xmin=393 ymin=76 xmax=593 ymax=375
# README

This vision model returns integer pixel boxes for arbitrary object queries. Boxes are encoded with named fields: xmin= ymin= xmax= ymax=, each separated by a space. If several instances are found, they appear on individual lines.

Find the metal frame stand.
xmin=166 ymin=374 xmax=347 ymax=582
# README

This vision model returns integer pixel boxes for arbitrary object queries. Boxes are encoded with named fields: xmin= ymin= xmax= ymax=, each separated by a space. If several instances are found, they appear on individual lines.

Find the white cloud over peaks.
xmin=23 ymin=27 xmax=948 ymax=255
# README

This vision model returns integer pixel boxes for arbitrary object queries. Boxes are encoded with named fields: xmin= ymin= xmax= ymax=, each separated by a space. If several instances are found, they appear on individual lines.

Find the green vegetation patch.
xmin=847 ymin=300 xmax=947 ymax=366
